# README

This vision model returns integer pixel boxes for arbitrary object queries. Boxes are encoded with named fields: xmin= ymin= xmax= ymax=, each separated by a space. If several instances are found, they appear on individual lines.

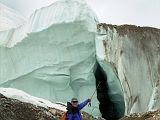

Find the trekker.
xmin=66 ymin=98 xmax=91 ymax=120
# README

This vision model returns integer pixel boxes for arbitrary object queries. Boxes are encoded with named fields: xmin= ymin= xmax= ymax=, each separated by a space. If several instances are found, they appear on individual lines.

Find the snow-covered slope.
xmin=0 ymin=3 xmax=25 ymax=31
xmin=0 ymin=0 xmax=100 ymax=116
xmin=0 ymin=88 xmax=66 ymax=111
xmin=0 ymin=88 xmax=102 ymax=120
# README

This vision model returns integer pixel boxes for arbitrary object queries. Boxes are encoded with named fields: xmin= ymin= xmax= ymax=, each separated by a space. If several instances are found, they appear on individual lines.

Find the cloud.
xmin=0 ymin=0 xmax=159 ymax=28
xmin=86 ymin=0 xmax=160 ymax=28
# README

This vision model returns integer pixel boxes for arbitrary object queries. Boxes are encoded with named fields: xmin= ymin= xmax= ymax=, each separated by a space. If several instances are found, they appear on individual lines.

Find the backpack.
xmin=62 ymin=112 xmax=67 ymax=120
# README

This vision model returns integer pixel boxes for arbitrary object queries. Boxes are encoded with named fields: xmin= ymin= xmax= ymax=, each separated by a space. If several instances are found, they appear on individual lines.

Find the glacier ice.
xmin=97 ymin=24 xmax=160 ymax=115
xmin=0 ymin=0 xmax=101 ymax=116
xmin=97 ymin=59 xmax=125 ymax=118
xmin=1 ymin=0 xmax=160 ymax=119
xmin=0 ymin=3 xmax=25 ymax=31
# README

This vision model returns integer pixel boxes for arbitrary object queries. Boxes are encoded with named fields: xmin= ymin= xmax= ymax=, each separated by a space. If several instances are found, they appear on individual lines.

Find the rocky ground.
xmin=1 ymin=92 xmax=160 ymax=120
xmin=0 ymin=93 xmax=104 ymax=120
xmin=121 ymin=110 xmax=160 ymax=120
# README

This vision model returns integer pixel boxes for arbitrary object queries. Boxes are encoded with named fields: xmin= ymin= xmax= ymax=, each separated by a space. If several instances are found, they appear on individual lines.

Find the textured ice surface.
xmin=97 ymin=58 xmax=125 ymax=118
xmin=0 ymin=3 xmax=25 ymax=31
xmin=96 ymin=31 xmax=125 ymax=118
xmin=0 ymin=0 xmax=100 ymax=116
xmin=97 ymin=24 xmax=160 ymax=114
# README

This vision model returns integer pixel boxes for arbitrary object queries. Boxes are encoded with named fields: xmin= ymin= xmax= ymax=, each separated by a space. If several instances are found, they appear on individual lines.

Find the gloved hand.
xmin=88 ymin=99 xmax=91 ymax=107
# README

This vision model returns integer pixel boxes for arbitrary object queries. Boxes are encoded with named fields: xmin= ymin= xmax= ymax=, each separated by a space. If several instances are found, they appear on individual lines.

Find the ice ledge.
xmin=0 ymin=0 xmax=98 ymax=48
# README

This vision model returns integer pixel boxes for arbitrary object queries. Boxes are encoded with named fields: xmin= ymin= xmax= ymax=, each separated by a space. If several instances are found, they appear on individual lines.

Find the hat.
xmin=71 ymin=98 xmax=78 ymax=102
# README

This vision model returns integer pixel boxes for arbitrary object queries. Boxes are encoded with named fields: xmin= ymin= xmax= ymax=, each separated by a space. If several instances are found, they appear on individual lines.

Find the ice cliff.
xmin=97 ymin=24 xmax=160 ymax=115
xmin=0 ymin=0 xmax=100 ymax=117
xmin=0 ymin=0 xmax=160 ymax=119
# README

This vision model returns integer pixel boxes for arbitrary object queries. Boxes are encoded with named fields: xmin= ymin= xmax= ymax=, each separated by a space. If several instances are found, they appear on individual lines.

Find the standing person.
xmin=66 ymin=98 xmax=91 ymax=120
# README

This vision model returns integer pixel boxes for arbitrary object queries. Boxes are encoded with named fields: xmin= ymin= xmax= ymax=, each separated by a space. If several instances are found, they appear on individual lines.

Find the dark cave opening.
xmin=95 ymin=63 xmax=119 ymax=120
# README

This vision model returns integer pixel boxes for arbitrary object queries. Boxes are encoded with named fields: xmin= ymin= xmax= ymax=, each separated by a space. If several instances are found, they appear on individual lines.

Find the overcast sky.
xmin=0 ymin=0 xmax=160 ymax=28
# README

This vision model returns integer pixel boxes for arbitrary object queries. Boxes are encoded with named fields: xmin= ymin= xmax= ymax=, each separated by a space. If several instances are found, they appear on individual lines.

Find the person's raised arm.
xmin=78 ymin=99 xmax=91 ymax=110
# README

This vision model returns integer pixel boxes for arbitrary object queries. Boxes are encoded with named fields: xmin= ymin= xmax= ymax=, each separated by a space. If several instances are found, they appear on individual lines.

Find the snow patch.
xmin=0 ymin=88 xmax=67 ymax=111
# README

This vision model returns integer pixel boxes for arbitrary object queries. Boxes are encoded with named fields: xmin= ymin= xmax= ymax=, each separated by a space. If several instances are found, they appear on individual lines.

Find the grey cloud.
xmin=0 ymin=0 xmax=159 ymax=28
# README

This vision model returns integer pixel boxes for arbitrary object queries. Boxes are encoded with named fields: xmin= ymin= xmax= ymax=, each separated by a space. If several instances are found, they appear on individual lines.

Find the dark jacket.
xmin=66 ymin=99 xmax=89 ymax=120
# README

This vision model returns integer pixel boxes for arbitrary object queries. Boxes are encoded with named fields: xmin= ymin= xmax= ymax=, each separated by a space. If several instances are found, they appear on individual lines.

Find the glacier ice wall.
xmin=97 ymin=24 xmax=160 ymax=114
xmin=0 ymin=0 xmax=100 ymax=116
